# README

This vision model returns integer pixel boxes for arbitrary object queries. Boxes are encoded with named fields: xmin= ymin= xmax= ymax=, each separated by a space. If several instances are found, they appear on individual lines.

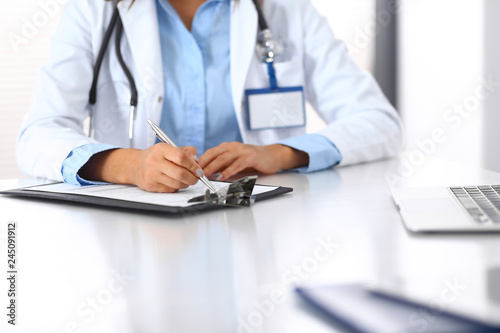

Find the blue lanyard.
xmin=267 ymin=62 xmax=278 ymax=90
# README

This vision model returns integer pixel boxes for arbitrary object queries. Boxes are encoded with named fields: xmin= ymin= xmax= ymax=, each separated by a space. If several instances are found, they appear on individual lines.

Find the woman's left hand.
xmin=198 ymin=142 xmax=309 ymax=181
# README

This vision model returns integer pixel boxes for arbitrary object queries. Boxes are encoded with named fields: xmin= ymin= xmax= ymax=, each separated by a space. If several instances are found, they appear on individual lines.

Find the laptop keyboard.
xmin=450 ymin=186 xmax=500 ymax=223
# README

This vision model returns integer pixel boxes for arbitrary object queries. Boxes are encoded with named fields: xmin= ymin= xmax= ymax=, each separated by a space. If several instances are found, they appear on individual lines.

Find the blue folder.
xmin=296 ymin=284 xmax=500 ymax=333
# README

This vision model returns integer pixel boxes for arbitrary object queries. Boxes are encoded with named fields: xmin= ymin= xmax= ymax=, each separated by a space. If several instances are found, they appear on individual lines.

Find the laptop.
xmin=392 ymin=184 xmax=500 ymax=232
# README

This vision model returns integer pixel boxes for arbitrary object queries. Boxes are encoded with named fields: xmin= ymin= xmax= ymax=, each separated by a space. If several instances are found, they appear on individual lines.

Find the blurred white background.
xmin=399 ymin=0 xmax=500 ymax=173
xmin=0 ymin=0 xmax=64 ymax=179
xmin=399 ymin=0 xmax=483 ymax=171
xmin=1 ymin=0 xmax=499 ymax=180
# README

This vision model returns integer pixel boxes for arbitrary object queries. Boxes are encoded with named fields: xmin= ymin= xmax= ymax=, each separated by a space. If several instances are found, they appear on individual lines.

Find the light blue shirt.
xmin=156 ymin=0 xmax=242 ymax=153
xmin=61 ymin=0 xmax=342 ymax=185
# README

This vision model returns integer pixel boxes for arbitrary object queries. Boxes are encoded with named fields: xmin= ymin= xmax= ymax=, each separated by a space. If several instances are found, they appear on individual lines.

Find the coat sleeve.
xmin=300 ymin=0 xmax=403 ymax=166
xmin=16 ymin=0 xmax=100 ymax=181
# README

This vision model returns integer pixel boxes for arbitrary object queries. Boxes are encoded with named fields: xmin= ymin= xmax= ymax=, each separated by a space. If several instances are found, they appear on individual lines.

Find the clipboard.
xmin=0 ymin=177 xmax=292 ymax=215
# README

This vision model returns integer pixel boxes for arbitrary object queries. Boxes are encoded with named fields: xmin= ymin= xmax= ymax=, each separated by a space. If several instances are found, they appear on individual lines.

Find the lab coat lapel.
xmin=117 ymin=0 xmax=164 ymax=128
xmin=230 ymin=0 xmax=258 ymax=140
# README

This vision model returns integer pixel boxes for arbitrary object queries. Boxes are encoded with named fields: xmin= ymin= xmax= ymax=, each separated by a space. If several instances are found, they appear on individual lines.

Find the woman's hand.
xmin=79 ymin=144 xmax=204 ymax=193
xmin=198 ymin=142 xmax=309 ymax=181
xmin=130 ymin=144 xmax=204 ymax=192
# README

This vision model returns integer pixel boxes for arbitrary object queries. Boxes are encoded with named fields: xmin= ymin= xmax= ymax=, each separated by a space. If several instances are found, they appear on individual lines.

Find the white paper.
xmin=24 ymin=181 xmax=278 ymax=207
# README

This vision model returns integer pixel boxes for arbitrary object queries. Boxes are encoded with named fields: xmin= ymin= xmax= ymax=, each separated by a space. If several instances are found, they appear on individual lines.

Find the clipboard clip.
xmin=188 ymin=176 xmax=258 ymax=207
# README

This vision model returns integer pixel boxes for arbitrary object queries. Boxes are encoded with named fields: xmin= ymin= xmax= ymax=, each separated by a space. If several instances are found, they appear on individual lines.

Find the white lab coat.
xmin=17 ymin=0 xmax=402 ymax=181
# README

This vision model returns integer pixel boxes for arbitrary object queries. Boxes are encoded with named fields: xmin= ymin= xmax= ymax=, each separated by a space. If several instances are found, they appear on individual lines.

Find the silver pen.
xmin=147 ymin=118 xmax=217 ymax=193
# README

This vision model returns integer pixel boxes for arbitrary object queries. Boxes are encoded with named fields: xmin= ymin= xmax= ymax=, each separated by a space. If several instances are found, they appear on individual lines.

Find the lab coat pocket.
xmin=92 ymin=80 xmax=131 ymax=145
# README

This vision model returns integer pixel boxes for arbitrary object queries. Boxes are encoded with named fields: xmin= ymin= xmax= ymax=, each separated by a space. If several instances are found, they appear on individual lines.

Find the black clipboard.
xmin=0 ymin=181 xmax=292 ymax=215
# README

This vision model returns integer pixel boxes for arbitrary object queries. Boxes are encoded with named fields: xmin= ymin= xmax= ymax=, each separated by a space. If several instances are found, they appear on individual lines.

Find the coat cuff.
xmin=61 ymin=143 xmax=119 ymax=185
xmin=277 ymin=133 xmax=342 ymax=173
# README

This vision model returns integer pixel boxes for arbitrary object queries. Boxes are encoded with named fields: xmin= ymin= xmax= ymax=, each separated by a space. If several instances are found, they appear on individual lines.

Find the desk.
xmin=1 ymin=158 xmax=500 ymax=333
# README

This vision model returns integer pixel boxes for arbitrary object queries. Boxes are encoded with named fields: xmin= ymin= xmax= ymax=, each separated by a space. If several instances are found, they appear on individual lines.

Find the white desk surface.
xmin=1 ymin=157 xmax=500 ymax=333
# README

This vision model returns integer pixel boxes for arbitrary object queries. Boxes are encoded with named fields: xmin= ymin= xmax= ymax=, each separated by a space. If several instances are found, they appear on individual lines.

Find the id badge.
xmin=245 ymin=86 xmax=306 ymax=130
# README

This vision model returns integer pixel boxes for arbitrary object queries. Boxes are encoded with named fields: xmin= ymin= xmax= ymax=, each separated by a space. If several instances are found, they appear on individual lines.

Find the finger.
xmin=140 ymin=182 xmax=178 ymax=193
xmin=181 ymin=146 xmax=198 ymax=161
xmin=161 ymin=145 xmax=204 ymax=179
xmin=139 ymin=163 xmax=193 ymax=192
xmin=198 ymin=145 xmax=228 ymax=169
xmin=203 ymin=151 xmax=239 ymax=177
xmin=208 ymin=172 xmax=223 ymax=181
xmin=219 ymin=156 xmax=251 ymax=181
xmin=157 ymin=171 xmax=194 ymax=190
xmin=137 ymin=174 xmax=179 ymax=193
xmin=160 ymin=159 xmax=200 ymax=187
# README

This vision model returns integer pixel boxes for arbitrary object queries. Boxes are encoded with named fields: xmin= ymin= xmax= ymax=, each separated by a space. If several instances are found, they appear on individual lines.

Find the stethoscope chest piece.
xmin=255 ymin=28 xmax=284 ymax=63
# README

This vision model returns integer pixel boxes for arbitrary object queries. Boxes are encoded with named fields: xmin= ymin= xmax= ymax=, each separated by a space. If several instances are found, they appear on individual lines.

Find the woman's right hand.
xmin=79 ymin=144 xmax=204 ymax=193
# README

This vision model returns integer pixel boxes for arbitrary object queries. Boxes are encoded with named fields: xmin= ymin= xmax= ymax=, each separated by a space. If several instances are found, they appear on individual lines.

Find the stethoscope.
xmin=88 ymin=0 xmax=283 ymax=146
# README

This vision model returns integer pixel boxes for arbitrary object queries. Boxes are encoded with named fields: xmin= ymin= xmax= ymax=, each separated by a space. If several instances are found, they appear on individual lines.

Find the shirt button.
xmin=193 ymin=106 xmax=200 ymax=112
xmin=157 ymin=96 xmax=163 ymax=103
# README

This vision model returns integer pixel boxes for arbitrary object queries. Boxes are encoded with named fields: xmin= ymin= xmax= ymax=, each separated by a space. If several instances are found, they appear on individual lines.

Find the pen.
xmin=146 ymin=118 xmax=217 ymax=193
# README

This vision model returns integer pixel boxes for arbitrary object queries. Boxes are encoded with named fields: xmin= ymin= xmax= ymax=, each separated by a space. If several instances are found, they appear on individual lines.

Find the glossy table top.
xmin=1 ymin=157 xmax=500 ymax=333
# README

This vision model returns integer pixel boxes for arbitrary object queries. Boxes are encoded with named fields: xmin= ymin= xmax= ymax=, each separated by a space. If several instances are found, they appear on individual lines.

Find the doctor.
xmin=17 ymin=0 xmax=402 ymax=193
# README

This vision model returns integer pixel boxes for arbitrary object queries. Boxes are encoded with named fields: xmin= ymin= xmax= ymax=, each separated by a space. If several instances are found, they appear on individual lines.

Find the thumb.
xmin=181 ymin=146 xmax=199 ymax=162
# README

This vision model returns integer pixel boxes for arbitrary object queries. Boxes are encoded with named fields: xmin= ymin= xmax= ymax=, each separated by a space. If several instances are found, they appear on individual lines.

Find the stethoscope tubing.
xmin=115 ymin=14 xmax=138 ymax=144
xmin=88 ymin=4 xmax=120 ymax=138
xmin=251 ymin=0 xmax=269 ymax=31
xmin=88 ymin=3 xmax=138 ymax=145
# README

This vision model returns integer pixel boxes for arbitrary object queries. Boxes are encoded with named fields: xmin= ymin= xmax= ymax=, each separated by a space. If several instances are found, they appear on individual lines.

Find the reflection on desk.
xmin=1 ymin=157 xmax=500 ymax=333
